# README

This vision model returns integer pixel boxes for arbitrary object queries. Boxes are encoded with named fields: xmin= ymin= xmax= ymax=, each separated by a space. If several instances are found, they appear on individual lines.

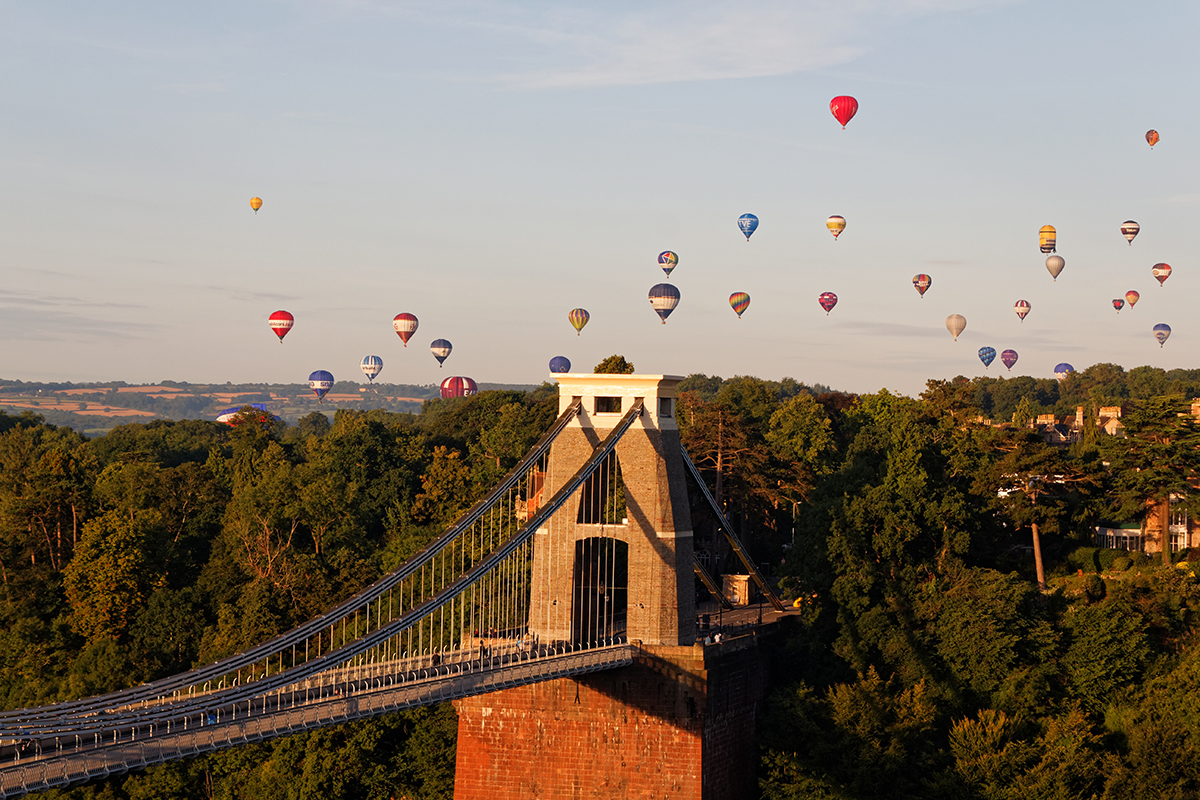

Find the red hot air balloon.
xmin=268 ymin=310 xmax=294 ymax=343
xmin=1125 ymin=290 xmax=1140 ymax=307
xmin=392 ymin=313 xmax=418 ymax=346
xmin=818 ymin=292 xmax=838 ymax=315
xmin=829 ymin=96 xmax=858 ymax=129
xmin=1146 ymin=129 xmax=1159 ymax=148
xmin=1014 ymin=300 xmax=1031 ymax=321
xmin=1152 ymin=263 xmax=1172 ymax=286
xmin=440 ymin=376 xmax=477 ymax=399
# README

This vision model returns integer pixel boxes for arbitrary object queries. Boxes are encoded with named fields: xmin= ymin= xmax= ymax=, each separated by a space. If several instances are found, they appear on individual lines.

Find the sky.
xmin=2 ymin=1 xmax=1198 ymax=397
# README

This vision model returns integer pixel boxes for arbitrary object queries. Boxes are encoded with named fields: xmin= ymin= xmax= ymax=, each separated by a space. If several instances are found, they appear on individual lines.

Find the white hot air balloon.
xmin=1046 ymin=255 xmax=1065 ymax=281
xmin=945 ymin=314 xmax=966 ymax=341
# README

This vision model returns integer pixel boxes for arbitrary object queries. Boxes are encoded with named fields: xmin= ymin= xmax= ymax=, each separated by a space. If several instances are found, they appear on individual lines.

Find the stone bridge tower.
xmin=454 ymin=374 xmax=771 ymax=800
xmin=527 ymin=372 xmax=696 ymax=648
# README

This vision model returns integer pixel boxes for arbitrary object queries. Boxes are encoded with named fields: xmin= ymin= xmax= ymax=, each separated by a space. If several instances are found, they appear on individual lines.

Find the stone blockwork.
xmin=453 ymin=639 xmax=768 ymax=800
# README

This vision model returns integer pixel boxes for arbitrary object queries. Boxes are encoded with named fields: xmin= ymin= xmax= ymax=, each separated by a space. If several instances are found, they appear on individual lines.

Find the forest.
xmin=2 ymin=360 xmax=1200 ymax=799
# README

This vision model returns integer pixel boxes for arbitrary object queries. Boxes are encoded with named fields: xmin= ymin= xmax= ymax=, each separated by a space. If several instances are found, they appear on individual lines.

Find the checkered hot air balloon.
xmin=1152 ymin=263 xmax=1172 ymax=286
xmin=818 ymin=292 xmax=838 ymax=315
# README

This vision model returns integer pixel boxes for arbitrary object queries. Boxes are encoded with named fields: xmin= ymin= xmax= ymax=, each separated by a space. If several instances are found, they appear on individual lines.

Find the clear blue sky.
xmin=2 ymin=1 xmax=1197 ymax=396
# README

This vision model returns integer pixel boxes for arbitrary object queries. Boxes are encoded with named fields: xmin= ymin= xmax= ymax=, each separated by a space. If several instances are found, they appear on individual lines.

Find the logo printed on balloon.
xmin=912 ymin=274 xmax=932 ymax=298
xmin=657 ymin=251 xmax=678 ymax=278
xmin=1001 ymin=350 xmax=1018 ymax=371
xmin=738 ymin=214 xmax=759 ymax=241
xmin=1113 ymin=299 xmax=1125 ymax=313
xmin=268 ymin=310 xmax=294 ymax=343
xmin=549 ymin=356 xmax=571 ymax=374
xmin=1054 ymin=363 xmax=1074 ymax=381
xmin=392 ymin=313 xmax=418 ymax=346
xmin=1014 ymin=300 xmax=1031 ymax=322
xmin=1152 ymin=263 xmax=1172 ymax=286
xmin=360 ymin=355 xmax=383 ymax=383
xmin=1153 ymin=323 xmax=1172 ymax=348
xmin=440 ymin=376 xmax=478 ymax=399
xmin=308 ymin=370 xmax=334 ymax=403
xmin=1120 ymin=220 xmax=1140 ymax=245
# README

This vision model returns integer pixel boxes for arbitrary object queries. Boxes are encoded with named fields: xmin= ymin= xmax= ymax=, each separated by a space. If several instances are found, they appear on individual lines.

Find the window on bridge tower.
xmin=594 ymin=396 xmax=622 ymax=414
xmin=577 ymin=452 xmax=626 ymax=524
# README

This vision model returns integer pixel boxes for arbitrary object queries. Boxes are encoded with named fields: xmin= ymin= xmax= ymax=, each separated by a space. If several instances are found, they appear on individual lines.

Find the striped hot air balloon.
xmin=1152 ymin=263 xmax=1172 ymax=286
xmin=568 ymin=308 xmax=590 ymax=335
xmin=1120 ymin=220 xmax=1140 ymax=244
xmin=729 ymin=292 xmax=751 ymax=318
xmin=440 ymin=376 xmax=478 ymax=398
xmin=818 ymin=292 xmax=838 ymax=315
xmin=826 ymin=215 xmax=846 ymax=239
xmin=912 ymin=274 xmax=932 ymax=298
xmin=1014 ymin=300 xmax=1031 ymax=322
xmin=1039 ymin=225 xmax=1057 ymax=254
xmin=268 ymin=310 xmax=294 ymax=342
xmin=392 ymin=313 xmax=418 ymax=346
xmin=360 ymin=355 xmax=383 ymax=383
xmin=649 ymin=284 xmax=681 ymax=323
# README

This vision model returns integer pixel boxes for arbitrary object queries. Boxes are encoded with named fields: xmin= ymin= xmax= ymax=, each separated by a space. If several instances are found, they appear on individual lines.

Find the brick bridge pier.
xmin=453 ymin=374 xmax=777 ymax=800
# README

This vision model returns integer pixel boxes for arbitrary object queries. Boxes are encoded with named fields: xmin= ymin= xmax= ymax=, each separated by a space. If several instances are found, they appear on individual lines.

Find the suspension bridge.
xmin=0 ymin=373 xmax=787 ymax=799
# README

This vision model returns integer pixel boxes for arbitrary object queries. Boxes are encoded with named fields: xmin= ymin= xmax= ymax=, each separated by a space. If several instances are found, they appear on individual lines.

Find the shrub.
xmin=1111 ymin=556 xmax=1132 ymax=572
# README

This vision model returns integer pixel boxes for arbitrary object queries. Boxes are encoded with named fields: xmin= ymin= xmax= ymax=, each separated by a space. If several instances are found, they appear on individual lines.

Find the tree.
xmin=1100 ymin=395 xmax=1200 ymax=568
xmin=593 ymin=354 xmax=634 ymax=374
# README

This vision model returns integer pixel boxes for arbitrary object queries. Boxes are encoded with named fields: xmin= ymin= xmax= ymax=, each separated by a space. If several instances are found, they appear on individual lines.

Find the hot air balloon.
xmin=1146 ymin=130 xmax=1159 ymax=148
xmin=250 ymin=197 xmax=263 ymax=214
xmin=1039 ymin=225 xmax=1057 ymax=254
xmin=818 ymin=292 xmax=838 ymax=315
xmin=430 ymin=339 xmax=452 ymax=366
xmin=946 ymin=314 xmax=966 ymax=341
xmin=912 ymin=274 xmax=932 ymax=298
xmin=440 ymin=376 xmax=478 ymax=399
xmin=1113 ymin=299 xmax=1125 ymax=313
xmin=1121 ymin=220 xmax=1140 ymax=245
xmin=729 ymin=292 xmax=751 ymax=318
xmin=1054 ymin=363 xmax=1075 ymax=381
xmin=829 ymin=95 xmax=859 ymax=129
xmin=308 ymin=370 xmax=334 ymax=402
xmin=738 ymin=214 xmax=759 ymax=241
xmin=826 ymin=215 xmax=846 ymax=239
xmin=657 ymin=251 xmax=678 ymax=278
xmin=1125 ymin=290 xmax=1140 ymax=307
xmin=649 ymin=284 xmax=681 ymax=323
xmin=1014 ymin=300 xmax=1031 ymax=322
xmin=1046 ymin=255 xmax=1065 ymax=281
xmin=1001 ymin=349 xmax=1019 ymax=371
xmin=360 ymin=355 xmax=383 ymax=383
xmin=978 ymin=347 xmax=996 ymax=369
xmin=568 ymin=308 xmax=590 ymax=335
xmin=1152 ymin=263 xmax=1172 ymax=286
xmin=1153 ymin=323 xmax=1171 ymax=347
xmin=268 ymin=310 xmax=294 ymax=343
xmin=392 ymin=313 xmax=418 ymax=346
xmin=549 ymin=356 xmax=571 ymax=374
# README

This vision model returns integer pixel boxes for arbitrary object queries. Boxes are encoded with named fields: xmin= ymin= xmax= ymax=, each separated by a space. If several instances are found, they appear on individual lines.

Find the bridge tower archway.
xmin=571 ymin=536 xmax=628 ymax=645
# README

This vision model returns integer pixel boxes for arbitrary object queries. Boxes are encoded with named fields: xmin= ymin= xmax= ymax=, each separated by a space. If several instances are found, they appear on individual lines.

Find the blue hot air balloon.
xmin=648 ymin=283 xmax=681 ymax=323
xmin=360 ymin=355 xmax=383 ymax=383
xmin=738 ymin=214 xmax=759 ymax=241
xmin=308 ymin=370 xmax=334 ymax=402
xmin=1153 ymin=323 xmax=1172 ymax=348
xmin=549 ymin=356 xmax=571 ymax=374
xmin=430 ymin=339 xmax=452 ymax=367
xmin=1054 ymin=363 xmax=1075 ymax=381
xmin=978 ymin=347 xmax=996 ymax=369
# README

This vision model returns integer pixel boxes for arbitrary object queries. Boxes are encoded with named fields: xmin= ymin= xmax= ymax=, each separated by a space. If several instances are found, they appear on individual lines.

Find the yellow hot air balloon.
xmin=1039 ymin=225 xmax=1056 ymax=253
xmin=826 ymin=215 xmax=846 ymax=240
xmin=250 ymin=197 xmax=263 ymax=214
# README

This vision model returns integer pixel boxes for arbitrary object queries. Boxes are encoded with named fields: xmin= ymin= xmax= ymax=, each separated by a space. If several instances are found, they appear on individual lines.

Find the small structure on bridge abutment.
xmin=527 ymin=372 xmax=695 ymax=647
xmin=456 ymin=373 xmax=769 ymax=800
